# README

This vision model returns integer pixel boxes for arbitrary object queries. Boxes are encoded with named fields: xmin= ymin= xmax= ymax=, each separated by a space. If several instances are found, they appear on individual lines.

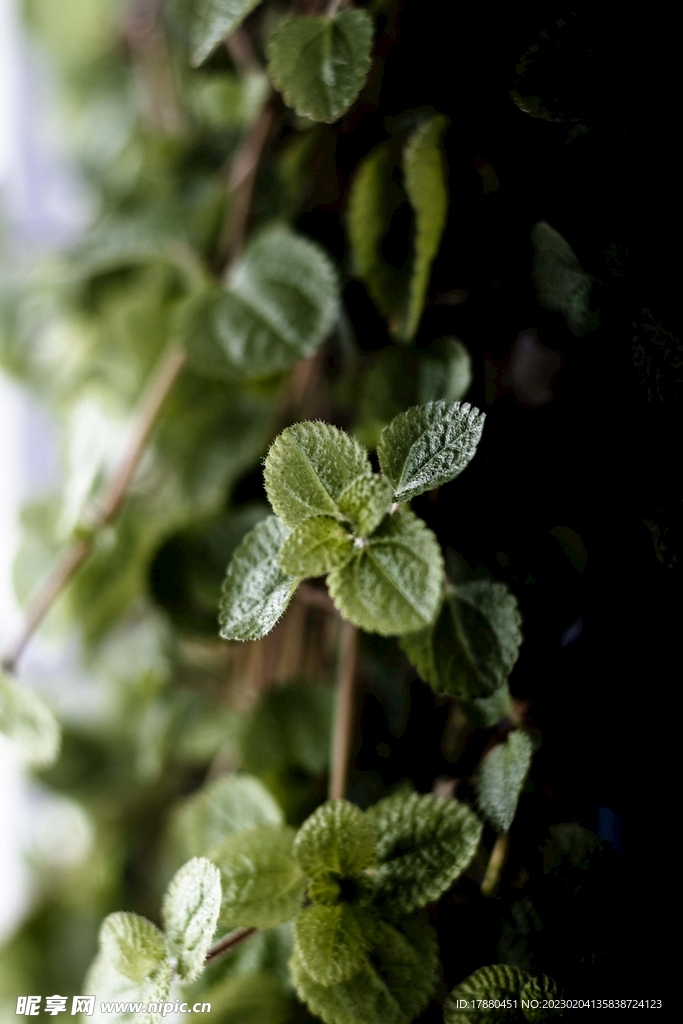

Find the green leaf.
xmin=294 ymin=904 xmax=367 ymax=985
xmin=83 ymin=955 xmax=172 ymax=1024
xmin=293 ymin=799 xmax=375 ymax=879
xmin=531 ymin=220 xmax=596 ymax=335
xmin=211 ymin=824 xmax=306 ymax=928
xmin=290 ymin=913 xmax=438 ymax=1024
xmin=264 ymin=421 xmax=371 ymax=528
xmin=267 ymin=11 xmax=373 ymax=123
xmin=417 ymin=337 xmax=472 ymax=405
xmin=460 ymin=683 xmax=513 ymax=728
xmin=337 ymin=474 xmax=393 ymax=537
xmin=162 ymin=857 xmax=221 ymax=982
xmin=0 ymin=672 xmax=60 ymax=768
xmin=182 ymin=225 xmax=339 ymax=381
xmin=279 ymin=517 xmax=354 ymax=577
xmin=377 ymin=401 xmax=485 ymax=503
xmin=242 ymin=683 xmax=333 ymax=777
xmin=401 ymin=579 xmax=523 ymax=699
xmin=174 ymin=773 xmax=283 ymax=860
xmin=218 ymin=515 xmax=299 ymax=642
xmin=367 ymin=792 xmax=482 ymax=914
xmin=203 ymin=972 xmax=294 ymax=1024
xmin=99 ymin=912 xmax=167 ymax=983
xmin=327 ymin=509 xmax=443 ymax=636
xmin=475 ymin=731 xmax=533 ymax=833
xmin=444 ymin=965 xmax=558 ymax=1023
xmin=190 ymin=0 xmax=264 ymax=67
xmin=400 ymin=114 xmax=449 ymax=341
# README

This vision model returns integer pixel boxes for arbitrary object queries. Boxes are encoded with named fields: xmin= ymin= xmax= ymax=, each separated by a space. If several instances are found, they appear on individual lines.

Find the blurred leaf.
xmin=460 ymin=683 xmax=513 ymax=728
xmin=531 ymin=221 xmax=596 ymax=334
xmin=475 ymin=731 xmax=533 ymax=832
xmin=294 ymin=800 xmax=375 ymax=879
xmin=242 ymin=683 xmax=333 ymax=777
xmin=279 ymin=516 xmax=354 ymax=577
xmin=0 ymin=672 xmax=61 ymax=768
xmin=417 ymin=338 xmax=472 ymax=405
xmin=190 ymin=0 xmax=265 ymax=67
xmin=367 ymin=792 xmax=482 ymax=914
xmin=444 ymin=965 xmax=558 ymax=1023
xmin=99 ymin=912 xmax=167 ymax=983
xmin=84 ymin=953 xmax=173 ymax=1024
xmin=294 ymin=904 xmax=368 ymax=985
xmin=173 ymin=774 xmax=283 ymax=860
xmin=162 ymin=857 xmax=222 ymax=981
xmin=267 ymin=11 xmax=373 ymax=123
xmin=550 ymin=525 xmax=588 ymax=572
xmin=201 ymin=971 xmax=294 ymax=1024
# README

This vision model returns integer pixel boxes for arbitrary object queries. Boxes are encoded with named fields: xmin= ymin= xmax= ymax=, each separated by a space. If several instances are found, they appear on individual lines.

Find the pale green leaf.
xmin=264 ymin=421 xmax=371 ymax=528
xmin=401 ymin=579 xmax=522 ymax=699
xmin=290 ymin=913 xmax=438 ymax=1024
xmin=531 ymin=220 xmax=596 ymax=334
xmin=84 ymin=955 xmax=172 ymax=1024
xmin=293 ymin=799 xmax=375 ymax=879
xmin=327 ymin=509 xmax=443 ymax=635
xmin=210 ymin=823 xmax=306 ymax=928
xmin=190 ymin=0 xmax=264 ymax=67
xmin=99 ymin=912 xmax=167 ymax=983
xmin=218 ymin=515 xmax=299 ymax=641
xmin=400 ymin=114 xmax=449 ymax=341
xmin=444 ymin=965 xmax=558 ymax=1023
xmin=367 ymin=792 xmax=482 ymax=914
xmin=203 ymin=971 xmax=294 ymax=1024
xmin=346 ymin=144 xmax=399 ymax=325
xmin=294 ymin=904 xmax=367 ymax=985
xmin=279 ymin=516 xmax=354 ymax=577
xmin=0 ymin=672 xmax=60 ymax=768
xmin=267 ymin=11 xmax=373 ymax=123
xmin=337 ymin=474 xmax=393 ymax=537
xmin=377 ymin=401 xmax=485 ymax=502
xmin=162 ymin=857 xmax=221 ymax=982
xmin=173 ymin=773 xmax=283 ymax=861
xmin=417 ymin=337 xmax=472 ymax=405
xmin=475 ymin=731 xmax=533 ymax=833
xmin=182 ymin=226 xmax=338 ymax=381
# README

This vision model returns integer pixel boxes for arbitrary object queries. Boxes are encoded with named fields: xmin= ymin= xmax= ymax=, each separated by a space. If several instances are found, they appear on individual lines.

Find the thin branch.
xmin=204 ymin=927 xmax=257 ymax=967
xmin=328 ymin=619 xmax=358 ymax=800
xmin=224 ymin=26 xmax=261 ymax=74
xmin=1 ymin=345 xmax=187 ymax=673
xmin=481 ymin=832 xmax=509 ymax=896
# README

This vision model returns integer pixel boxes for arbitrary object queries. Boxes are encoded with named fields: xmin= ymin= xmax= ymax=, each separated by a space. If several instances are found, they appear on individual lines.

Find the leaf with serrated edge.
xmin=183 ymin=226 xmax=338 ymax=381
xmin=268 ymin=11 xmax=373 ymax=123
xmin=219 ymin=515 xmax=299 ymax=641
xmin=294 ymin=800 xmax=375 ymax=879
xmin=174 ymin=773 xmax=283 ymax=860
xmin=444 ymin=965 xmax=558 ymax=1023
xmin=401 ymin=115 xmax=449 ymax=341
xmin=401 ymin=579 xmax=523 ymax=699
xmin=367 ymin=792 xmax=482 ymax=915
xmin=162 ymin=857 xmax=221 ymax=982
xmin=327 ymin=510 xmax=443 ymax=636
xmin=475 ymin=731 xmax=533 ymax=833
xmin=210 ymin=824 xmax=306 ymax=928
xmin=191 ymin=0 xmax=264 ymax=67
xmin=378 ymin=401 xmax=485 ymax=502
xmin=337 ymin=474 xmax=393 ymax=537
xmin=265 ymin=422 xmax=371 ymax=528
xmin=290 ymin=913 xmax=438 ymax=1024
xmin=99 ymin=912 xmax=167 ymax=983
xmin=294 ymin=904 xmax=367 ymax=985
xmin=0 ymin=672 xmax=60 ymax=768
xmin=279 ymin=517 xmax=353 ymax=577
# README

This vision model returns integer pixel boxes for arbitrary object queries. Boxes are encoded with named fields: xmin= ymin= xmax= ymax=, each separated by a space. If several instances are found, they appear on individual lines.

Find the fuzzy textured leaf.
xmin=294 ymin=904 xmax=367 ymax=985
xmin=162 ymin=857 xmax=221 ymax=982
xmin=327 ymin=509 xmax=443 ymax=635
xmin=401 ymin=579 xmax=522 ymax=699
xmin=219 ymin=515 xmax=299 ymax=641
xmin=337 ymin=474 xmax=393 ymax=537
xmin=84 ymin=955 xmax=172 ymax=1024
xmin=265 ymin=421 xmax=371 ymax=528
xmin=0 ymin=672 xmax=60 ymax=767
xmin=400 ymin=115 xmax=449 ymax=341
xmin=190 ymin=0 xmax=264 ymax=67
xmin=183 ymin=226 xmax=338 ymax=381
xmin=531 ymin=220 xmax=595 ymax=334
xmin=475 ymin=731 xmax=533 ymax=833
xmin=367 ymin=792 xmax=482 ymax=914
xmin=99 ymin=913 xmax=167 ymax=983
xmin=174 ymin=773 xmax=283 ymax=860
xmin=279 ymin=516 xmax=353 ymax=577
xmin=444 ymin=965 xmax=558 ymax=1022
xmin=290 ymin=913 xmax=438 ymax=1024
xmin=267 ymin=11 xmax=373 ymax=123
xmin=377 ymin=401 xmax=485 ymax=502
xmin=294 ymin=799 xmax=375 ymax=879
xmin=211 ymin=824 xmax=306 ymax=928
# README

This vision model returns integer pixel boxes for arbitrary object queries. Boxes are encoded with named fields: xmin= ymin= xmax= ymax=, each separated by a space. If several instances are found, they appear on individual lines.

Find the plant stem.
xmin=204 ymin=927 xmax=257 ymax=967
xmin=224 ymin=26 xmax=260 ymax=74
xmin=329 ymin=618 xmax=358 ymax=800
xmin=481 ymin=832 xmax=509 ymax=896
xmin=1 ymin=345 xmax=187 ymax=673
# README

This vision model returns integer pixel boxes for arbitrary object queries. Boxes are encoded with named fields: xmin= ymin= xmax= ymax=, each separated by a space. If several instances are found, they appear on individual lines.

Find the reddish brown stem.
xmin=204 ymin=927 xmax=257 ymax=967
xmin=328 ymin=619 xmax=358 ymax=800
